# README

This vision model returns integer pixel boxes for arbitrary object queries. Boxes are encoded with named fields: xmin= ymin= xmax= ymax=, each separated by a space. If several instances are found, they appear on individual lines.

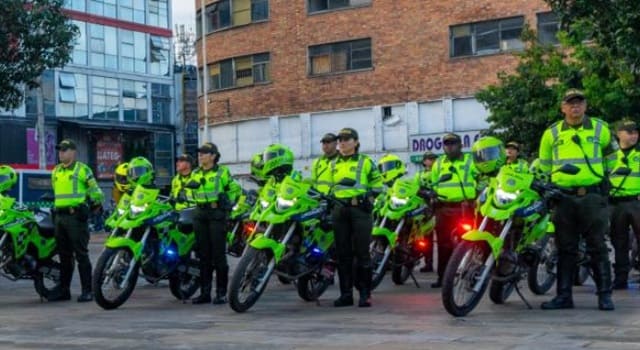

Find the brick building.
xmin=195 ymin=0 xmax=559 ymax=174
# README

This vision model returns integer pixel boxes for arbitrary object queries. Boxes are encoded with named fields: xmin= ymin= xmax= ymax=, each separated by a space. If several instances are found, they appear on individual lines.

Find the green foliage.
xmin=0 ymin=0 xmax=77 ymax=110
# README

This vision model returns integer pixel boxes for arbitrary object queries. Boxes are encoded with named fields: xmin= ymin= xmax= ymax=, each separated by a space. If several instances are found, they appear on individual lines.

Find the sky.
xmin=172 ymin=2 xmax=196 ymax=31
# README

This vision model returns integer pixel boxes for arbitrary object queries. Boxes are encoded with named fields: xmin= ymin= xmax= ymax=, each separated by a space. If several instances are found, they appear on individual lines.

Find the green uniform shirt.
xmin=311 ymin=153 xmax=337 ymax=195
xmin=415 ymin=169 xmax=432 ymax=189
xmin=608 ymin=145 xmax=640 ymax=197
xmin=431 ymin=153 xmax=478 ymax=203
xmin=52 ymin=161 xmax=104 ymax=208
xmin=504 ymin=158 xmax=530 ymax=174
xmin=191 ymin=165 xmax=241 ymax=205
xmin=331 ymin=153 xmax=383 ymax=199
xmin=170 ymin=172 xmax=195 ymax=210
xmin=538 ymin=117 xmax=614 ymax=187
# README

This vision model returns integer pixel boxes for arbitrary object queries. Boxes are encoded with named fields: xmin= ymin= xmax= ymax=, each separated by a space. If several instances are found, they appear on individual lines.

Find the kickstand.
xmin=409 ymin=270 xmax=421 ymax=288
xmin=514 ymin=282 xmax=532 ymax=309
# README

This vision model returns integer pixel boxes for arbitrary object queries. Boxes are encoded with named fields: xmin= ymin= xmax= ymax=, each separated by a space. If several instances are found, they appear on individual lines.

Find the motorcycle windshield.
xmin=0 ymin=195 xmax=15 ymax=210
xmin=130 ymin=185 xmax=159 ymax=207
xmin=378 ymin=160 xmax=402 ymax=173
xmin=495 ymin=167 xmax=535 ymax=193
xmin=390 ymin=178 xmax=418 ymax=199
xmin=473 ymin=145 xmax=503 ymax=164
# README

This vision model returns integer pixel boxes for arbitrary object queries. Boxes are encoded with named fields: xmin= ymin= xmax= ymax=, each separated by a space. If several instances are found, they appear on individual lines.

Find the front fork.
xmin=374 ymin=218 xmax=404 ymax=277
xmin=255 ymin=222 xmax=296 ymax=292
xmin=472 ymin=217 xmax=512 ymax=292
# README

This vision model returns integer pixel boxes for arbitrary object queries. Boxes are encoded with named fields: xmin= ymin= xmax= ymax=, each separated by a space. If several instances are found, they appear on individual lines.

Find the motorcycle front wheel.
xmin=296 ymin=269 xmax=332 ymax=302
xmin=442 ymin=241 xmax=490 ymax=317
xmin=169 ymin=259 xmax=200 ymax=301
xmin=528 ymin=236 xmax=557 ymax=295
xmin=93 ymin=247 xmax=139 ymax=310
xmin=488 ymin=279 xmax=515 ymax=304
xmin=229 ymin=247 xmax=273 ymax=313
xmin=370 ymin=237 xmax=389 ymax=290
xmin=33 ymin=254 xmax=63 ymax=300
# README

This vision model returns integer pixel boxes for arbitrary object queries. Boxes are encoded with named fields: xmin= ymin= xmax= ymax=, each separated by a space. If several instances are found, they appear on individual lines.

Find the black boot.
xmin=212 ymin=289 xmax=227 ymax=305
xmin=612 ymin=264 xmax=629 ymax=290
xmin=213 ymin=265 xmax=228 ymax=304
xmin=50 ymin=257 xmax=72 ymax=302
xmin=334 ymin=263 xmax=354 ymax=307
xmin=592 ymin=261 xmax=615 ymax=311
xmin=192 ymin=285 xmax=212 ymax=304
xmin=357 ymin=266 xmax=372 ymax=307
xmin=77 ymin=261 xmax=93 ymax=302
xmin=541 ymin=255 xmax=574 ymax=310
xmin=48 ymin=288 xmax=71 ymax=302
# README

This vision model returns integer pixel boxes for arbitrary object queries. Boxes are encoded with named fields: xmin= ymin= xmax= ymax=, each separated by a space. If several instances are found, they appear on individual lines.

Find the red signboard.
xmin=96 ymin=134 xmax=123 ymax=180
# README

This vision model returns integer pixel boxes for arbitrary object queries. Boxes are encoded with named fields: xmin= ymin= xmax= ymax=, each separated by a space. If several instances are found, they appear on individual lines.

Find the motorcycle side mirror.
xmin=555 ymin=163 xmax=580 ymax=175
xmin=338 ymin=178 xmax=356 ymax=187
xmin=438 ymin=173 xmax=453 ymax=183
xmin=184 ymin=180 xmax=201 ymax=189
xmin=614 ymin=167 xmax=632 ymax=176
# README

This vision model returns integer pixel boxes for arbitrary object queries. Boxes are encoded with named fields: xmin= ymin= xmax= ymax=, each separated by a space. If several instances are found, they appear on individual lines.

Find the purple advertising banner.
xmin=26 ymin=128 xmax=56 ymax=166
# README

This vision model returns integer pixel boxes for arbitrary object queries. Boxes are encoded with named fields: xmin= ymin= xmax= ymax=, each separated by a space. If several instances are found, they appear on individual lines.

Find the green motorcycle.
xmin=92 ymin=185 xmax=200 ymax=309
xmin=226 ymin=189 xmax=258 ymax=257
xmin=441 ymin=165 xmax=578 ymax=317
xmin=228 ymin=175 xmax=336 ymax=313
xmin=0 ymin=194 xmax=61 ymax=300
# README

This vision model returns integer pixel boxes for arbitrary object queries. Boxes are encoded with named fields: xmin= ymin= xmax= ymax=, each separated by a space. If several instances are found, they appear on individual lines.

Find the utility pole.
xmin=36 ymin=76 xmax=46 ymax=170
xmin=200 ymin=0 xmax=209 ymax=142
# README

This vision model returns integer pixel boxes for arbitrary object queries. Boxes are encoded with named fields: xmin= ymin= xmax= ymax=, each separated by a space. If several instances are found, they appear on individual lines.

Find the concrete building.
xmin=195 ymin=0 xmax=559 ymax=175
xmin=0 ymin=0 xmax=177 ymax=193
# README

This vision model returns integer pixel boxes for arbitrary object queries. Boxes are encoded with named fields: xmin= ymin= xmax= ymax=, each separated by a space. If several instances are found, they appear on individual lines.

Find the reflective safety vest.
xmin=608 ymin=146 xmax=640 ymax=197
xmin=311 ymin=154 xmax=337 ymax=195
xmin=52 ymin=161 xmax=104 ymax=208
xmin=431 ymin=153 xmax=477 ymax=203
xmin=170 ymin=173 xmax=195 ymax=210
xmin=415 ymin=169 xmax=432 ymax=189
xmin=504 ymin=158 xmax=530 ymax=174
xmin=330 ymin=153 xmax=383 ymax=199
xmin=538 ymin=117 xmax=613 ymax=187
xmin=191 ymin=165 xmax=241 ymax=205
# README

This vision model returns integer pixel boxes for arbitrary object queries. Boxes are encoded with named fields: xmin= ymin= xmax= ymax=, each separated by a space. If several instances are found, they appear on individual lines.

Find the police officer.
xmin=170 ymin=153 xmax=195 ymax=210
xmin=504 ymin=141 xmax=529 ymax=173
xmin=50 ymin=139 xmax=104 ymax=302
xmin=607 ymin=119 xmax=640 ymax=290
xmin=112 ymin=162 xmax=129 ymax=205
xmin=430 ymin=133 xmax=478 ymax=288
xmin=539 ymin=89 xmax=615 ymax=310
xmin=331 ymin=128 xmax=383 ymax=307
xmin=191 ymin=142 xmax=241 ymax=304
xmin=416 ymin=151 xmax=438 ymax=272
xmin=311 ymin=133 xmax=339 ymax=195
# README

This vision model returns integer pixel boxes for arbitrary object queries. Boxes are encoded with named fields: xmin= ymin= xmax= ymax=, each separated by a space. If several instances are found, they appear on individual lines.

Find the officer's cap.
xmin=505 ymin=141 xmax=520 ymax=150
xmin=176 ymin=153 xmax=194 ymax=163
xmin=442 ymin=133 xmax=461 ymax=144
xmin=55 ymin=139 xmax=77 ymax=151
xmin=563 ymin=89 xmax=585 ymax=102
xmin=338 ymin=128 xmax=359 ymax=140
xmin=197 ymin=142 xmax=219 ymax=154
xmin=422 ymin=151 xmax=438 ymax=160
xmin=616 ymin=119 xmax=638 ymax=132
xmin=320 ymin=133 xmax=337 ymax=143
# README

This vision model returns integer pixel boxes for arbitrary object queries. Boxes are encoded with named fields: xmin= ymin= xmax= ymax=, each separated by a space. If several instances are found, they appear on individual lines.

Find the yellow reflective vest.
xmin=608 ymin=145 xmax=640 ymax=197
xmin=170 ymin=172 xmax=195 ymax=210
xmin=190 ymin=165 xmax=241 ymax=205
xmin=311 ymin=154 xmax=337 ymax=195
xmin=52 ymin=161 xmax=104 ymax=208
xmin=330 ymin=153 xmax=383 ymax=199
xmin=504 ymin=158 xmax=530 ymax=174
xmin=431 ymin=153 xmax=478 ymax=203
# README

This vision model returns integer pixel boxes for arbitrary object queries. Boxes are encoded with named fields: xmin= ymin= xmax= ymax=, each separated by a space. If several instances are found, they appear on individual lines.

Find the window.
xmin=122 ymin=80 xmax=148 ymax=122
xmin=59 ymin=73 xmax=88 ymax=118
xmin=150 ymin=36 xmax=170 ymax=76
xmin=450 ymin=17 xmax=525 ymax=57
xmin=88 ymin=0 xmax=117 ymax=18
xmin=148 ymin=0 xmax=169 ymax=28
xmin=538 ymin=12 xmax=560 ymax=45
xmin=153 ymin=132 xmax=174 ymax=185
xmin=308 ymin=0 xmax=370 ymax=13
xmin=71 ymin=20 xmax=87 ymax=65
xmin=309 ymin=38 xmax=372 ymax=75
xmin=120 ymin=29 xmax=147 ymax=73
xmin=152 ymin=84 xmax=171 ymax=124
xmin=91 ymin=76 xmax=119 ymax=120
xmin=208 ymin=53 xmax=270 ymax=91
xmin=90 ymin=24 xmax=118 ymax=69
xmin=199 ymin=0 xmax=268 ymax=35
xmin=64 ymin=0 xmax=86 ymax=12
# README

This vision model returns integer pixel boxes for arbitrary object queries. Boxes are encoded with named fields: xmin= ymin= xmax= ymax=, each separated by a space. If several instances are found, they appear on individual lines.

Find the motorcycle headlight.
xmin=276 ymin=197 xmax=295 ymax=212
xmin=494 ymin=188 xmax=518 ymax=206
xmin=130 ymin=204 xmax=148 ymax=216
xmin=117 ymin=208 xmax=125 ymax=215
xmin=390 ymin=196 xmax=408 ymax=209
xmin=260 ymin=200 xmax=270 ymax=209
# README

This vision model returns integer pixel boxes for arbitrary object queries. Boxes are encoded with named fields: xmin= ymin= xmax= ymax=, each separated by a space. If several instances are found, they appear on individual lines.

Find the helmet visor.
xmin=115 ymin=174 xmax=128 ymax=185
xmin=378 ymin=160 xmax=402 ymax=173
xmin=128 ymin=166 xmax=149 ymax=180
xmin=263 ymin=150 xmax=282 ymax=162
xmin=473 ymin=145 xmax=503 ymax=164
xmin=0 ymin=174 xmax=10 ymax=184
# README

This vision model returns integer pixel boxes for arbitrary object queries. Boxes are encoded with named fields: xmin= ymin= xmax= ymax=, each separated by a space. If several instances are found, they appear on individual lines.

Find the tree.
xmin=0 ymin=0 xmax=77 ymax=110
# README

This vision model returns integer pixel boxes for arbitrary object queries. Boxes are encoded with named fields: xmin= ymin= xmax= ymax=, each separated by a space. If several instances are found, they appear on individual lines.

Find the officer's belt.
xmin=609 ymin=195 xmax=640 ymax=204
xmin=196 ymin=202 xmax=220 ymax=209
xmin=438 ymin=200 xmax=474 ymax=208
xmin=55 ymin=203 xmax=87 ymax=215
xmin=335 ymin=195 xmax=366 ymax=207
xmin=559 ymin=184 xmax=601 ymax=197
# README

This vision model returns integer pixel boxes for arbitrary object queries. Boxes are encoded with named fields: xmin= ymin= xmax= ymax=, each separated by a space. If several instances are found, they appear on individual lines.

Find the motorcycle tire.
xmin=93 ymin=247 xmax=139 ymax=310
xmin=169 ymin=264 xmax=200 ymax=301
xmin=296 ymin=271 xmax=332 ymax=302
xmin=442 ymin=241 xmax=490 ymax=317
xmin=391 ymin=262 xmax=414 ymax=285
xmin=229 ymin=247 xmax=273 ymax=313
xmin=370 ymin=238 xmax=388 ymax=290
xmin=33 ymin=255 xmax=63 ymax=300
xmin=488 ymin=279 xmax=515 ymax=304
xmin=528 ymin=236 xmax=557 ymax=295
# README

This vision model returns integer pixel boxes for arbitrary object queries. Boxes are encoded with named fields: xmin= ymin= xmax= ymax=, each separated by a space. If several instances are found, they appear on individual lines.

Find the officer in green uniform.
xmin=311 ymin=133 xmax=338 ymax=195
xmin=607 ymin=119 xmax=640 ymax=290
xmin=190 ymin=142 xmax=241 ymax=304
xmin=539 ymin=89 xmax=615 ymax=310
xmin=430 ymin=133 xmax=478 ymax=288
xmin=170 ymin=153 xmax=195 ymax=210
xmin=416 ymin=151 xmax=438 ymax=272
xmin=331 ymin=128 xmax=383 ymax=307
xmin=504 ymin=141 xmax=529 ymax=174
xmin=50 ymin=139 xmax=104 ymax=302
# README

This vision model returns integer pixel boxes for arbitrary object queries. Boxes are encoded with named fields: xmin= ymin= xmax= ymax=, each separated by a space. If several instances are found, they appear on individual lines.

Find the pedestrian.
xmin=50 ymin=139 xmax=104 ymax=302
xmin=538 ymin=89 xmax=615 ymax=310
xmin=430 ymin=133 xmax=478 ymax=288
xmin=607 ymin=119 xmax=640 ymax=290
xmin=170 ymin=153 xmax=195 ymax=210
xmin=331 ymin=128 xmax=383 ymax=307
xmin=311 ymin=133 xmax=339 ymax=195
xmin=190 ymin=142 xmax=241 ymax=304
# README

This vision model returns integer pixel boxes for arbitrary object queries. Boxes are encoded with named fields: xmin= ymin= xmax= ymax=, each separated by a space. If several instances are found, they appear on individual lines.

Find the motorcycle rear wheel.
xmin=442 ymin=241 xmax=490 ymax=317
xmin=296 ymin=270 xmax=332 ymax=302
xmin=370 ymin=238 xmax=388 ymax=290
xmin=169 ymin=261 xmax=200 ymax=301
xmin=528 ymin=236 xmax=557 ymax=295
xmin=33 ymin=255 xmax=63 ymax=300
xmin=229 ymin=247 xmax=272 ymax=313
xmin=93 ymin=247 xmax=139 ymax=310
